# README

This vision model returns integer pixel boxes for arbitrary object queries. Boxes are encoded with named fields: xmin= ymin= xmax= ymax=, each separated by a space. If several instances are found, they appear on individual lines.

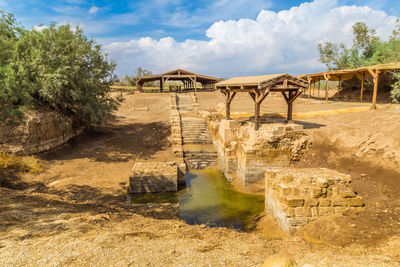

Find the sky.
xmin=1 ymin=0 xmax=400 ymax=78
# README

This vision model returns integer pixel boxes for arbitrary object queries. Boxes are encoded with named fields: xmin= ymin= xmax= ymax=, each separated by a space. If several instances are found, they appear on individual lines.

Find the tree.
xmin=0 ymin=11 xmax=27 ymax=123
xmin=0 ymin=10 xmax=120 ymax=126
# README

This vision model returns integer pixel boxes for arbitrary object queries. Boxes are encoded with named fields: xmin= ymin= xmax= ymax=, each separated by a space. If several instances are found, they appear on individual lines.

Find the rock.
xmin=263 ymin=257 xmax=296 ymax=267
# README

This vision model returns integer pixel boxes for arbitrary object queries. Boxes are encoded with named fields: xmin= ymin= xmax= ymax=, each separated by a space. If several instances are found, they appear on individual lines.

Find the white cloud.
xmin=104 ymin=0 xmax=398 ymax=77
xmin=89 ymin=6 xmax=99 ymax=15
xmin=33 ymin=25 xmax=48 ymax=31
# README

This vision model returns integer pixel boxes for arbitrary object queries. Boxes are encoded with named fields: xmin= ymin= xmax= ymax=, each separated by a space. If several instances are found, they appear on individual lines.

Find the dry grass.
xmin=0 ymin=151 xmax=44 ymax=173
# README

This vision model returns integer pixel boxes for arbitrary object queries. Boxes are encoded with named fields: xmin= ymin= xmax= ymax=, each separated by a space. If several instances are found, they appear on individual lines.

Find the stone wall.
xmin=170 ymin=93 xmax=187 ymax=184
xmin=265 ymin=168 xmax=364 ymax=234
xmin=204 ymin=112 xmax=311 ymax=185
xmin=129 ymin=162 xmax=178 ymax=193
xmin=0 ymin=109 xmax=84 ymax=155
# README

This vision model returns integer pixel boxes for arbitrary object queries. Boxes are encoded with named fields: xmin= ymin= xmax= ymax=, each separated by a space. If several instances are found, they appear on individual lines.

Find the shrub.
xmin=0 ymin=10 xmax=120 ymax=126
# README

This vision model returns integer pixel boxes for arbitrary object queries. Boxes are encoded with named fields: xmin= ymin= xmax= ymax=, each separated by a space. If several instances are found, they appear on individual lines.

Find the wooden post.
xmin=338 ymin=75 xmax=341 ymax=98
xmin=255 ymin=101 xmax=260 ymax=130
xmin=281 ymin=89 xmax=302 ymax=122
xmin=223 ymin=90 xmax=236 ymax=120
xmin=360 ymin=72 xmax=365 ymax=101
xmin=137 ymin=82 xmax=142 ymax=92
xmin=120 ymin=88 xmax=123 ymax=97
xmin=367 ymin=69 xmax=380 ymax=109
xmin=307 ymin=76 xmax=312 ymax=99
xmin=252 ymin=90 xmax=270 ymax=130
xmin=194 ymin=77 xmax=197 ymax=95
xmin=323 ymin=73 xmax=330 ymax=102
xmin=318 ymin=80 xmax=321 ymax=99
xmin=287 ymin=91 xmax=293 ymax=121
xmin=160 ymin=77 xmax=164 ymax=92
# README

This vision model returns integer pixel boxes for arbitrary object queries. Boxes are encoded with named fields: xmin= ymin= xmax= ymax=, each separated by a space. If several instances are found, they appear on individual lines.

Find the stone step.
xmin=182 ymin=141 xmax=213 ymax=145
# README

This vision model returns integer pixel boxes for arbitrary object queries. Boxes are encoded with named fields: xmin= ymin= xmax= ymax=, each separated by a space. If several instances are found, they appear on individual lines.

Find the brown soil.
xmin=1 ymin=92 xmax=400 ymax=266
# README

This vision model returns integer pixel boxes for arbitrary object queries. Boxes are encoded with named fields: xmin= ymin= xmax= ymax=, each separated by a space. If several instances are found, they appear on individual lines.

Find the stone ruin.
xmin=206 ymin=117 xmax=311 ymax=185
xmin=128 ymin=162 xmax=179 ymax=193
xmin=265 ymin=168 xmax=364 ymax=234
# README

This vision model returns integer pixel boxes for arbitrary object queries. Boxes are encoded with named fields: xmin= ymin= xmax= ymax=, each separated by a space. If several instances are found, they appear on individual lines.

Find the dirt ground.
xmin=1 ymin=92 xmax=400 ymax=266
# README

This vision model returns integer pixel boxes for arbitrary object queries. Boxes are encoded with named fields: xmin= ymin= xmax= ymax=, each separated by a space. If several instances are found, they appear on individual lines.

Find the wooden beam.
xmin=256 ymin=90 xmax=269 ymax=104
xmin=289 ymin=89 xmax=303 ymax=104
xmin=281 ymin=91 xmax=289 ymax=104
xmin=248 ymin=92 xmax=256 ymax=101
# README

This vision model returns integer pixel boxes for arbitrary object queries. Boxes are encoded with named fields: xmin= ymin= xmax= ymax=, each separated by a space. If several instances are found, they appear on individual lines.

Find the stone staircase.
xmin=181 ymin=117 xmax=212 ymax=145
xmin=184 ymin=149 xmax=218 ymax=169
xmin=176 ymin=94 xmax=217 ymax=169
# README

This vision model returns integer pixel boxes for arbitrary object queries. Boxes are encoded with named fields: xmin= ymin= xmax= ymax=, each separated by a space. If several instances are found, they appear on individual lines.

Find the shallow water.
xmin=129 ymin=169 xmax=265 ymax=231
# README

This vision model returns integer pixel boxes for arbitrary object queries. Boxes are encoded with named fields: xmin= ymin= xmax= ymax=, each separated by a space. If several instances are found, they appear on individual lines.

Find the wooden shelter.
xmin=136 ymin=69 xmax=220 ymax=92
xmin=216 ymin=74 xmax=308 ymax=130
xmin=298 ymin=63 xmax=400 ymax=108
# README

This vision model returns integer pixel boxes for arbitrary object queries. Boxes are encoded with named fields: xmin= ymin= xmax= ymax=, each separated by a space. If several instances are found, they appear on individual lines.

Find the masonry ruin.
xmin=206 ymin=116 xmax=311 ymax=185
xmin=265 ymin=168 xmax=364 ymax=234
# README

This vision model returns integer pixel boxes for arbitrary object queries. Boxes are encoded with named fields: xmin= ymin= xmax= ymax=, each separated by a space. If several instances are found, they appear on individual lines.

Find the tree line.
xmin=0 ymin=11 xmax=120 ymax=126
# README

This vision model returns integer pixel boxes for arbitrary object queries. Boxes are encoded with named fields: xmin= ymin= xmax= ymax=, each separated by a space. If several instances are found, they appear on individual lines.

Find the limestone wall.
xmin=0 ymin=109 xmax=84 ymax=155
xmin=170 ymin=93 xmax=187 ymax=184
xmin=203 ymin=112 xmax=311 ymax=185
xmin=265 ymin=168 xmax=364 ymax=234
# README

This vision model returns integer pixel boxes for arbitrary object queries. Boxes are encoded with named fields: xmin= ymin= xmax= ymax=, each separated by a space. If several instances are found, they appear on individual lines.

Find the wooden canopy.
xmin=298 ymin=63 xmax=400 ymax=108
xmin=216 ymin=74 xmax=308 ymax=130
xmin=136 ymin=69 xmax=220 ymax=92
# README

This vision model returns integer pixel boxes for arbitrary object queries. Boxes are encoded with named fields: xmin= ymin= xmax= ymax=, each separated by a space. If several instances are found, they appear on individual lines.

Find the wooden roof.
xmin=137 ymin=69 xmax=220 ymax=83
xmin=216 ymin=73 xmax=308 ymax=91
xmin=298 ymin=63 xmax=400 ymax=81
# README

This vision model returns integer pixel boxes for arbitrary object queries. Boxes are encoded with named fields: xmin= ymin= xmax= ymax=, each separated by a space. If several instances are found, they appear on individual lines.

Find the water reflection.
xmin=129 ymin=170 xmax=264 ymax=231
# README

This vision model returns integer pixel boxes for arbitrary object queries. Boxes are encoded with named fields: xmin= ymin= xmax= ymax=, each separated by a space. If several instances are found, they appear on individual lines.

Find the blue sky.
xmin=1 ymin=0 xmax=400 ymax=77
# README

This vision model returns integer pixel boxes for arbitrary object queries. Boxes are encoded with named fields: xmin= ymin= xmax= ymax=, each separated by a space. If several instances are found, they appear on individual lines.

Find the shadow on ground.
xmin=39 ymin=120 xmax=171 ymax=163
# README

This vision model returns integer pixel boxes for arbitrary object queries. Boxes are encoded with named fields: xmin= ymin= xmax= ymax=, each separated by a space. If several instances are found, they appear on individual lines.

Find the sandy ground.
xmin=1 ymin=92 xmax=400 ymax=266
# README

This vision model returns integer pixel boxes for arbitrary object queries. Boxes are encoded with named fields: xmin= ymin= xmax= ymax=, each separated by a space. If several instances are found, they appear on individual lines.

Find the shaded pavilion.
xmin=136 ymin=69 xmax=220 ymax=92
xmin=298 ymin=63 xmax=400 ymax=108
xmin=216 ymin=74 xmax=308 ymax=130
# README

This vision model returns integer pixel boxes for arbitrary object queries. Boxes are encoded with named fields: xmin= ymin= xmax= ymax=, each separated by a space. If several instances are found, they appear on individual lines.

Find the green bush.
xmin=0 ymin=10 xmax=120 ymax=126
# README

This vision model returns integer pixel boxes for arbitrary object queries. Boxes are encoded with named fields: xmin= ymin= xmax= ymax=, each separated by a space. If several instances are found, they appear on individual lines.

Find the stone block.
xmin=318 ymin=207 xmax=334 ymax=216
xmin=312 ymin=187 xmax=322 ymax=198
xmin=304 ymin=198 xmax=319 ymax=207
xmin=272 ymin=126 xmax=285 ymax=136
xmin=286 ymin=197 xmax=304 ymax=207
xmin=348 ymin=196 xmax=364 ymax=207
xmin=340 ymin=189 xmax=356 ymax=198
xmin=319 ymin=198 xmax=331 ymax=207
xmin=295 ymin=207 xmax=311 ymax=217
xmin=129 ymin=162 xmax=178 ymax=193
xmin=331 ymin=198 xmax=347 ymax=206
xmin=311 ymin=207 xmax=319 ymax=217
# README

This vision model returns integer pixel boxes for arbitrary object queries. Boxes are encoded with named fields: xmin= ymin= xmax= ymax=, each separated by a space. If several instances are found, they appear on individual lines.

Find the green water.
xmin=129 ymin=170 xmax=265 ymax=231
